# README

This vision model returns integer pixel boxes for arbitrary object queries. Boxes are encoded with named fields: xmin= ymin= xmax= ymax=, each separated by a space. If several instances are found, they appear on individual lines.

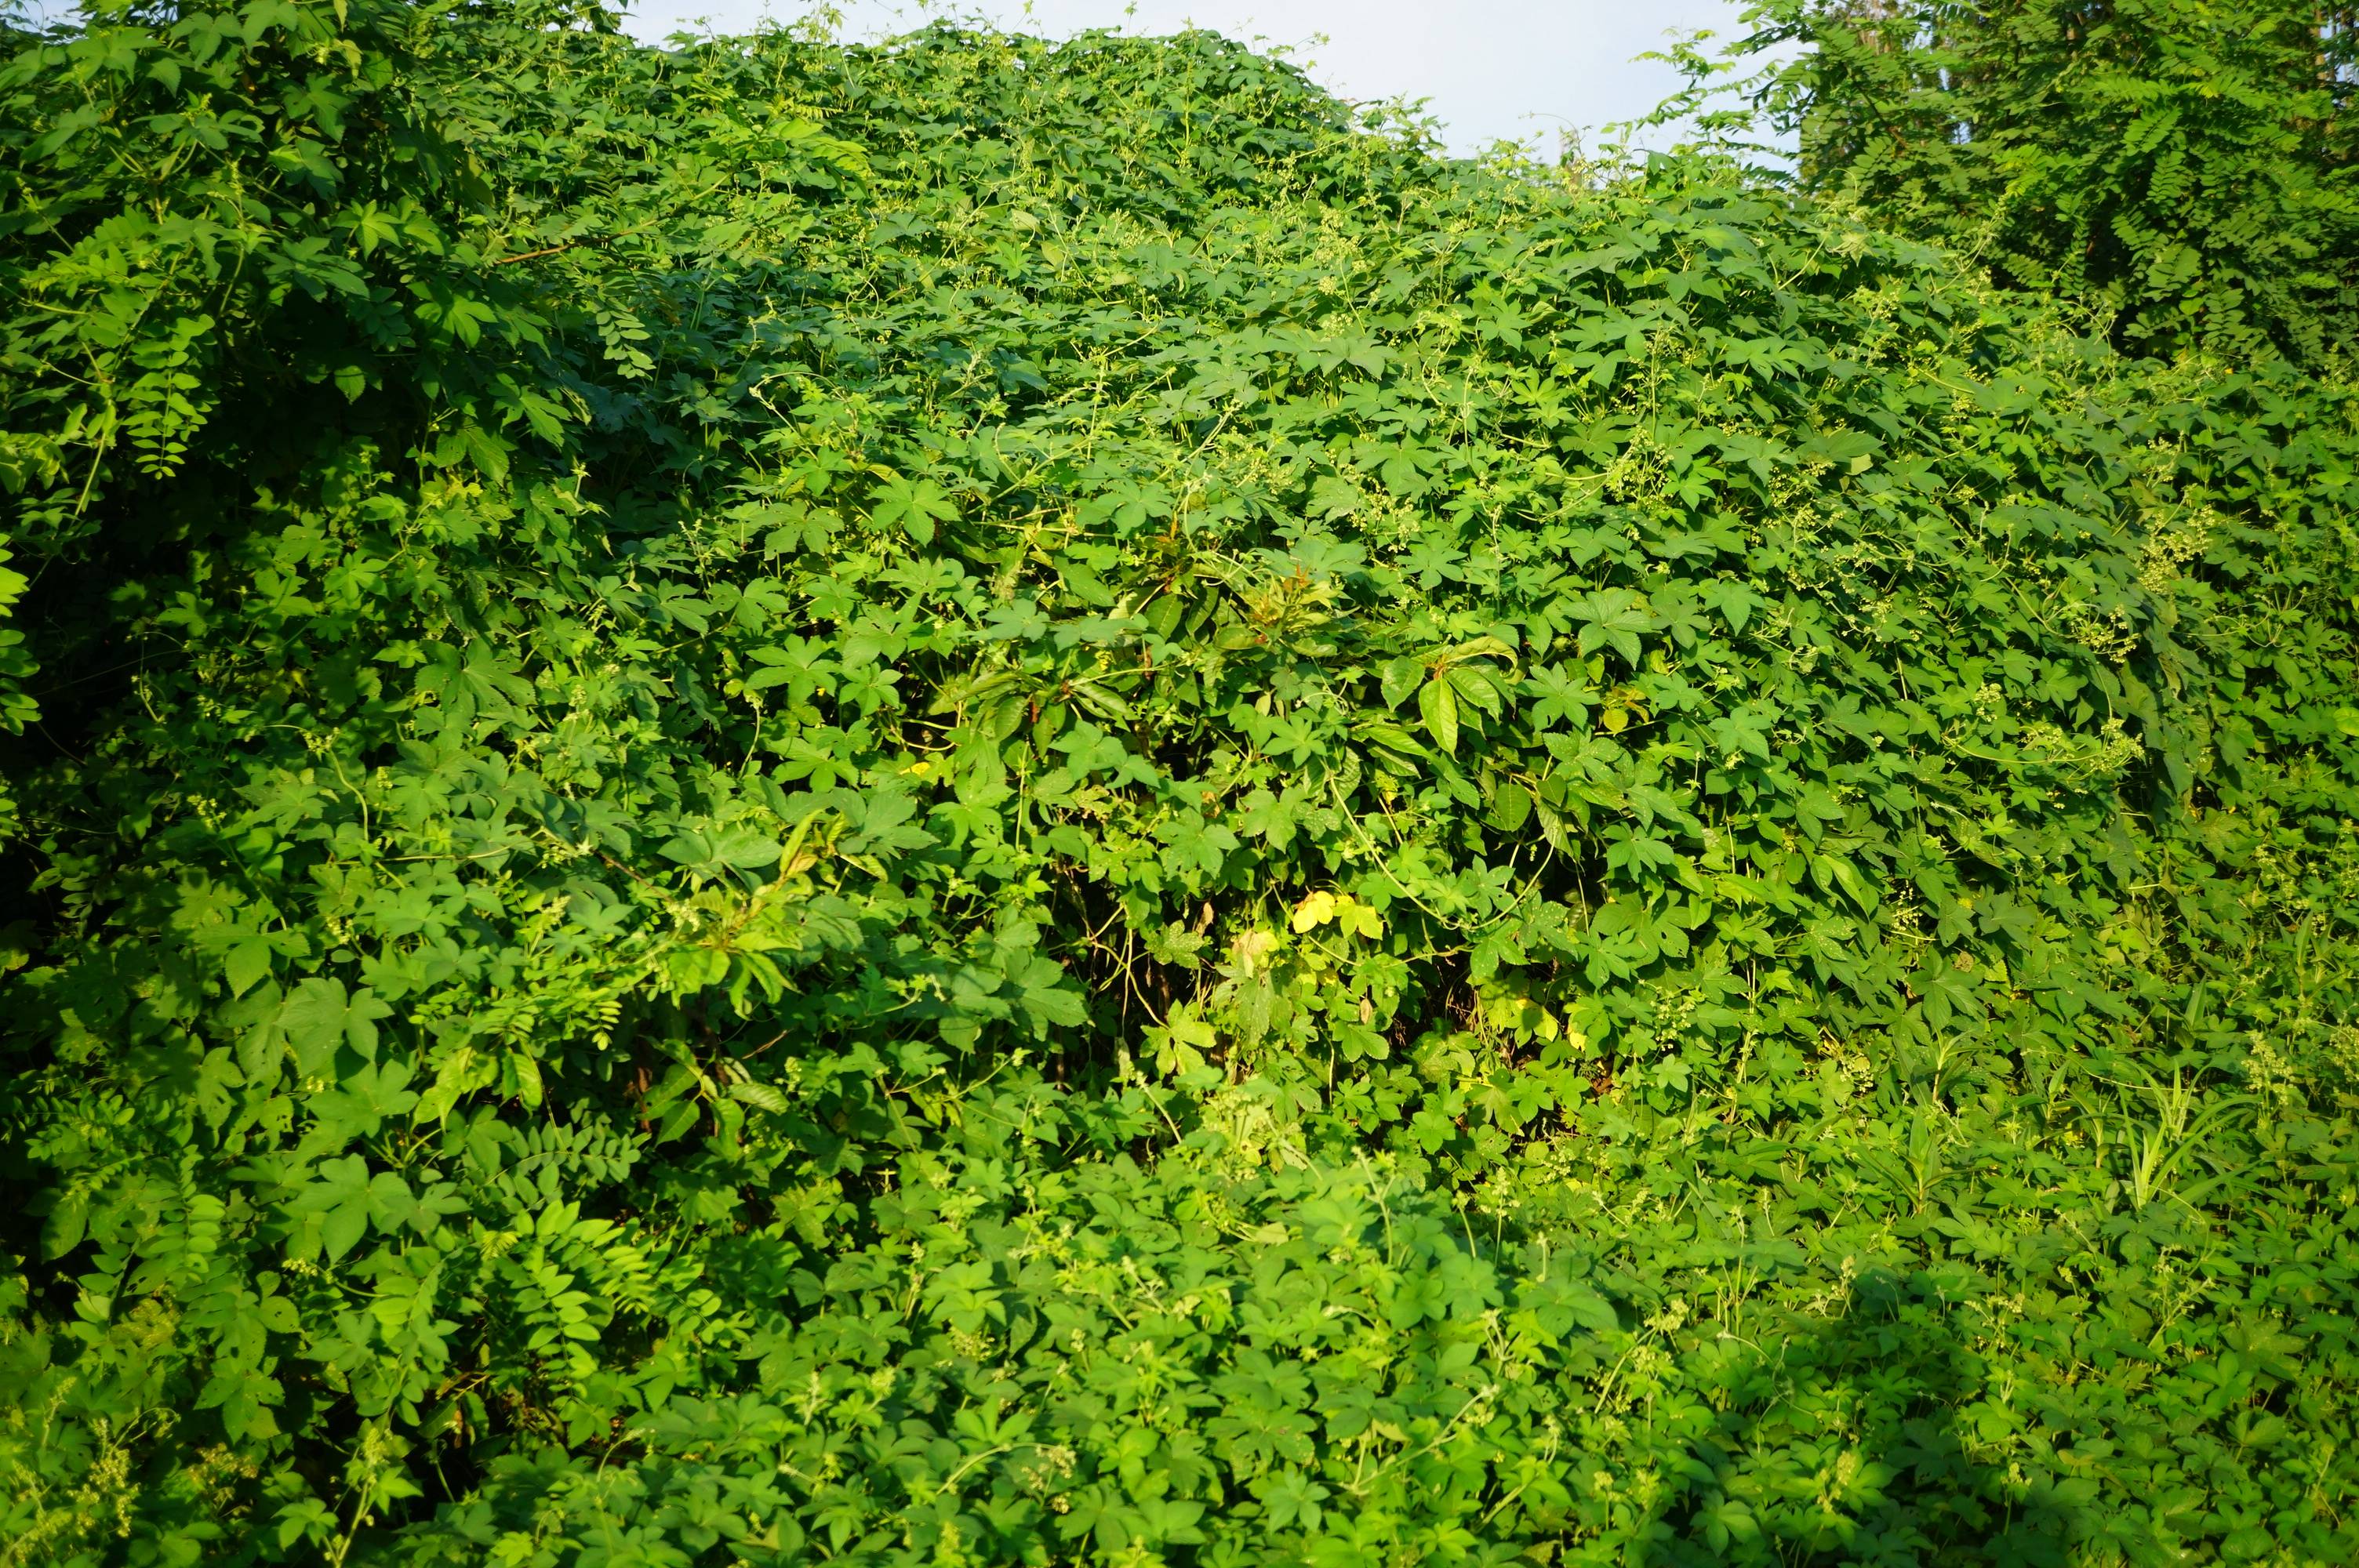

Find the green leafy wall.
xmin=2 ymin=3 xmax=2357 ymax=1564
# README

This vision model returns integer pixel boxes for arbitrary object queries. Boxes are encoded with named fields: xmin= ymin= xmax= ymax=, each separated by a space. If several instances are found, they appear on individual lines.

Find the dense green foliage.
xmin=3 ymin=2 xmax=2359 ymax=1564
xmin=1747 ymin=0 xmax=2359 ymax=361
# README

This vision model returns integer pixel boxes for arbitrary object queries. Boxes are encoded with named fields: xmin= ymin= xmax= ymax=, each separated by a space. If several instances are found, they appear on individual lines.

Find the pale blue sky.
xmin=619 ymin=1 xmax=1763 ymax=156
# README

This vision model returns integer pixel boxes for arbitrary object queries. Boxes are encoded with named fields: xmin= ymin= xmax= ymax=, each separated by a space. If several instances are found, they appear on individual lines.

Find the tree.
xmin=1749 ymin=0 xmax=2359 ymax=360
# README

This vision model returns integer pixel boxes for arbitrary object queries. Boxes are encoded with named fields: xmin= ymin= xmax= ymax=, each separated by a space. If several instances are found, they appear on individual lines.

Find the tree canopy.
xmin=1750 ymin=0 xmax=2359 ymax=360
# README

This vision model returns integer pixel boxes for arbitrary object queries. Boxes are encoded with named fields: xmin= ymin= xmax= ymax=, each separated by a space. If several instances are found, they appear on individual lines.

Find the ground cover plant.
xmin=2 ymin=1 xmax=2357 ymax=1563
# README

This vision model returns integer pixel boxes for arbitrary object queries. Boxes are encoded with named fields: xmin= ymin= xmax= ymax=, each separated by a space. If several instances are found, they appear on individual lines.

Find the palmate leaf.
xmin=1567 ymin=588 xmax=1652 ymax=666
xmin=1521 ymin=664 xmax=1593 ymax=730
xmin=305 ymin=1059 xmax=419 ymax=1144
xmin=1695 ymin=577 xmax=1768 ymax=633
xmin=868 ymin=474 xmax=958 ymax=544
xmin=1706 ymin=703 xmax=1776 ymax=764
xmin=277 ymin=978 xmax=394 ymax=1077
xmin=660 ymin=825 xmax=787 ymax=878
xmin=287 ymin=1156 xmax=416 ymax=1261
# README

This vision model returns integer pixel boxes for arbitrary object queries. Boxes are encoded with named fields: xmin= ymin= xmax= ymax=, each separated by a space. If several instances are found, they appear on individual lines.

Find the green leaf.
xmin=1416 ymin=674 xmax=1459 ymax=753
xmin=279 ymin=980 xmax=391 ymax=1076
xmin=1379 ymin=654 xmax=1425 ymax=710
xmin=307 ymin=1059 xmax=418 ymax=1144
xmin=727 ymin=1079 xmax=792 ymax=1113
xmin=870 ymin=474 xmax=958 ymax=545
xmin=225 ymin=935 xmax=275 ymax=998
xmin=1568 ymin=587 xmax=1652 ymax=666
